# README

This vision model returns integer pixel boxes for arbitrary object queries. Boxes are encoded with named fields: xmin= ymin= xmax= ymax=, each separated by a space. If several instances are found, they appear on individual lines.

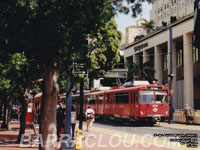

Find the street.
xmin=81 ymin=120 xmax=200 ymax=150
xmin=93 ymin=120 xmax=200 ymax=138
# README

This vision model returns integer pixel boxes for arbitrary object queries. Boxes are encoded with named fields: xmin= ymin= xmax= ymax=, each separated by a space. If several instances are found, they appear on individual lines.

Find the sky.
xmin=115 ymin=2 xmax=152 ymax=34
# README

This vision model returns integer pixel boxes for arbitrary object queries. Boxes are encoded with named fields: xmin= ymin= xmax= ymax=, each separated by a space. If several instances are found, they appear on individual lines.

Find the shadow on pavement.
xmin=94 ymin=119 xmax=162 ymax=128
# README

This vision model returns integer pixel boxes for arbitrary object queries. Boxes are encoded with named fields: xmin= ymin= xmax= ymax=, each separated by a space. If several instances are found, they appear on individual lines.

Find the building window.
xmin=193 ymin=47 xmax=200 ymax=63
xmin=177 ymin=49 xmax=183 ymax=66
xmin=162 ymin=47 xmax=168 ymax=70
xmin=163 ymin=54 xmax=168 ymax=70
xmin=176 ymin=41 xmax=183 ymax=67
xmin=182 ymin=2 xmax=184 ymax=8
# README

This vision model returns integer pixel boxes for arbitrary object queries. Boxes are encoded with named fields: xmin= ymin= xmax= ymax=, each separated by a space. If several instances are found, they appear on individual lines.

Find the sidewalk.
xmin=0 ymin=120 xmax=38 ymax=150
xmin=160 ymin=122 xmax=200 ymax=130
xmin=0 ymin=120 xmax=199 ymax=150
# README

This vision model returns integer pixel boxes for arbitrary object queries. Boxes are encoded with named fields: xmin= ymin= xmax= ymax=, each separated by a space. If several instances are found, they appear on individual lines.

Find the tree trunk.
xmin=39 ymin=67 xmax=59 ymax=150
xmin=17 ymin=87 xmax=30 ymax=143
xmin=1 ymin=96 xmax=12 ymax=130
xmin=0 ymin=99 xmax=2 ymax=120
xmin=1 ymin=97 xmax=7 ymax=128
xmin=6 ymin=96 xmax=13 ymax=130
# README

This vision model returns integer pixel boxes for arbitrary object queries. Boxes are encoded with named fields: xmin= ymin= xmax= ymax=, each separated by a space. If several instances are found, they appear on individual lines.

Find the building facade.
xmin=125 ymin=18 xmax=148 ymax=46
xmin=150 ymin=0 xmax=194 ymax=26
xmin=124 ymin=14 xmax=200 ymax=110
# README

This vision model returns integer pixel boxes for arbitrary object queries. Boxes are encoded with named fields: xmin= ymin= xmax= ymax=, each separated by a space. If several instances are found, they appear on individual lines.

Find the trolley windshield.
xmin=140 ymin=90 xmax=168 ymax=104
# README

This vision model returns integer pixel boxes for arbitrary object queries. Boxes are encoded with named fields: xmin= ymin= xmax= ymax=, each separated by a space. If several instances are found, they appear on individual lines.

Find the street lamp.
xmin=156 ymin=26 xmax=174 ymax=123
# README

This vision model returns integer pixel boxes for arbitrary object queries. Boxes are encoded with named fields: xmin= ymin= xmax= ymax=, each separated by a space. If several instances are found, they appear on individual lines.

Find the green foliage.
xmin=0 ymin=0 xmax=152 ymax=84
xmin=0 ymin=53 xmax=27 ymax=98
xmin=113 ymin=0 xmax=152 ymax=17
xmin=88 ymin=18 xmax=122 ymax=79
xmin=0 ymin=0 xmax=153 ymax=144
xmin=144 ymin=20 xmax=155 ymax=33
xmin=0 ymin=52 xmax=41 ymax=100
xmin=126 ymin=60 xmax=155 ymax=82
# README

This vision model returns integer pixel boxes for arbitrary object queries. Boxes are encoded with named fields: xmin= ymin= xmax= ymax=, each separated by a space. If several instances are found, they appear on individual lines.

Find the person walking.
xmin=85 ymin=106 xmax=95 ymax=131
xmin=184 ymin=104 xmax=193 ymax=125
xmin=56 ymin=104 xmax=64 ymax=138
xmin=71 ymin=106 xmax=76 ymax=139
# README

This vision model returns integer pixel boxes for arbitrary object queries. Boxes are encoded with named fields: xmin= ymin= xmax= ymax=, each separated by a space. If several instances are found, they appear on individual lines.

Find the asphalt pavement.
xmin=0 ymin=120 xmax=200 ymax=150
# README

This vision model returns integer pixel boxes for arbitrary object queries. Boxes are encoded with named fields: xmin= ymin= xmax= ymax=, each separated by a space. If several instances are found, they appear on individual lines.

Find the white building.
xmin=124 ymin=13 xmax=200 ymax=110
xmin=125 ymin=18 xmax=148 ymax=46
xmin=150 ymin=0 xmax=195 ymax=26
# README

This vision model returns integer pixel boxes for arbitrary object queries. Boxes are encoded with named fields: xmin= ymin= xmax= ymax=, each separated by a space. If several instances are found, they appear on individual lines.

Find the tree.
xmin=0 ymin=52 xmax=40 ymax=141
xmin=126 ymin=60 xmax=155 ymax=82
xmin=144 ymin=20 xmax=155 ymax=33
xmin=0 ymin=53 xmax=28 ymax=130
xmin=0 ymin=0 xmax=152 ymax=149
xmin=88 ymin=18 xmax=122 ymax=80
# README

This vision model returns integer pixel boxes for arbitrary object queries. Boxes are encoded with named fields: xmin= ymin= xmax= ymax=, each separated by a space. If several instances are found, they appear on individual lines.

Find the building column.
xmin=154 ymin=46 xmax=162 ymax=84
xmin=183 ymin=33 xmax=194 ymax=108
xmin=167 ymin=36 xmax=178 ymax=111
xmin=172 ymin=40 xmax=178 ymax=109
xmin=143 ymin=50 xmax=150 ymax=63
xmin=133 ymin=54 xmax=138 ymax=64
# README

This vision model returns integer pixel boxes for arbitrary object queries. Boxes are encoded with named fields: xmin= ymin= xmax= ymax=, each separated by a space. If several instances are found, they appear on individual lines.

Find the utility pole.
xmin=79 ymin=78 xmax=84 ymax=130
xmin=62 ymin=72 xmax=74 ymax=150
xmin=169 ymin=26 xmax=174 ymax=123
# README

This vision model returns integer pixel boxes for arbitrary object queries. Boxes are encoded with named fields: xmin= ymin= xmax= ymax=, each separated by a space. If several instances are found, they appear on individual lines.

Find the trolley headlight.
xmin=165 ymin=111 xmax=168 ymax=114
xmin=140 ymin=111 xmax=144 ymax=115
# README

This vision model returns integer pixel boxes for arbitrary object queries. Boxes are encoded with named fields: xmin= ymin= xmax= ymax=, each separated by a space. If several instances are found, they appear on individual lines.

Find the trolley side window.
xmin=140 ymin=91 xmax=154 ymax=104
xmin=115 ymin=92 xmax=129 ymax=104
xmin=98 ymin=94 xmax=103 ymax=104
xmin=88 ymin=95 xmax=95 ymax=104
xmin=106 ymin=94 xmax=110 ymax=104
xmin=124 ymin=92 xmax=129 ymax=104
xmin=155 ymin=91 xmax=168 ymax=103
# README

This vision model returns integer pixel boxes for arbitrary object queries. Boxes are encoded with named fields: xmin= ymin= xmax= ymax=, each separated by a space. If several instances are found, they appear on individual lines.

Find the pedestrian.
xmin=56 ymin=104 xmax=64 ymax=138
xmin=71 ymin=105 xmax=76 ymax=139
xmin=184 ymin=104 xmax=193 ymax=125
xmin=85 ymin=106 xmax=95 ymax=131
